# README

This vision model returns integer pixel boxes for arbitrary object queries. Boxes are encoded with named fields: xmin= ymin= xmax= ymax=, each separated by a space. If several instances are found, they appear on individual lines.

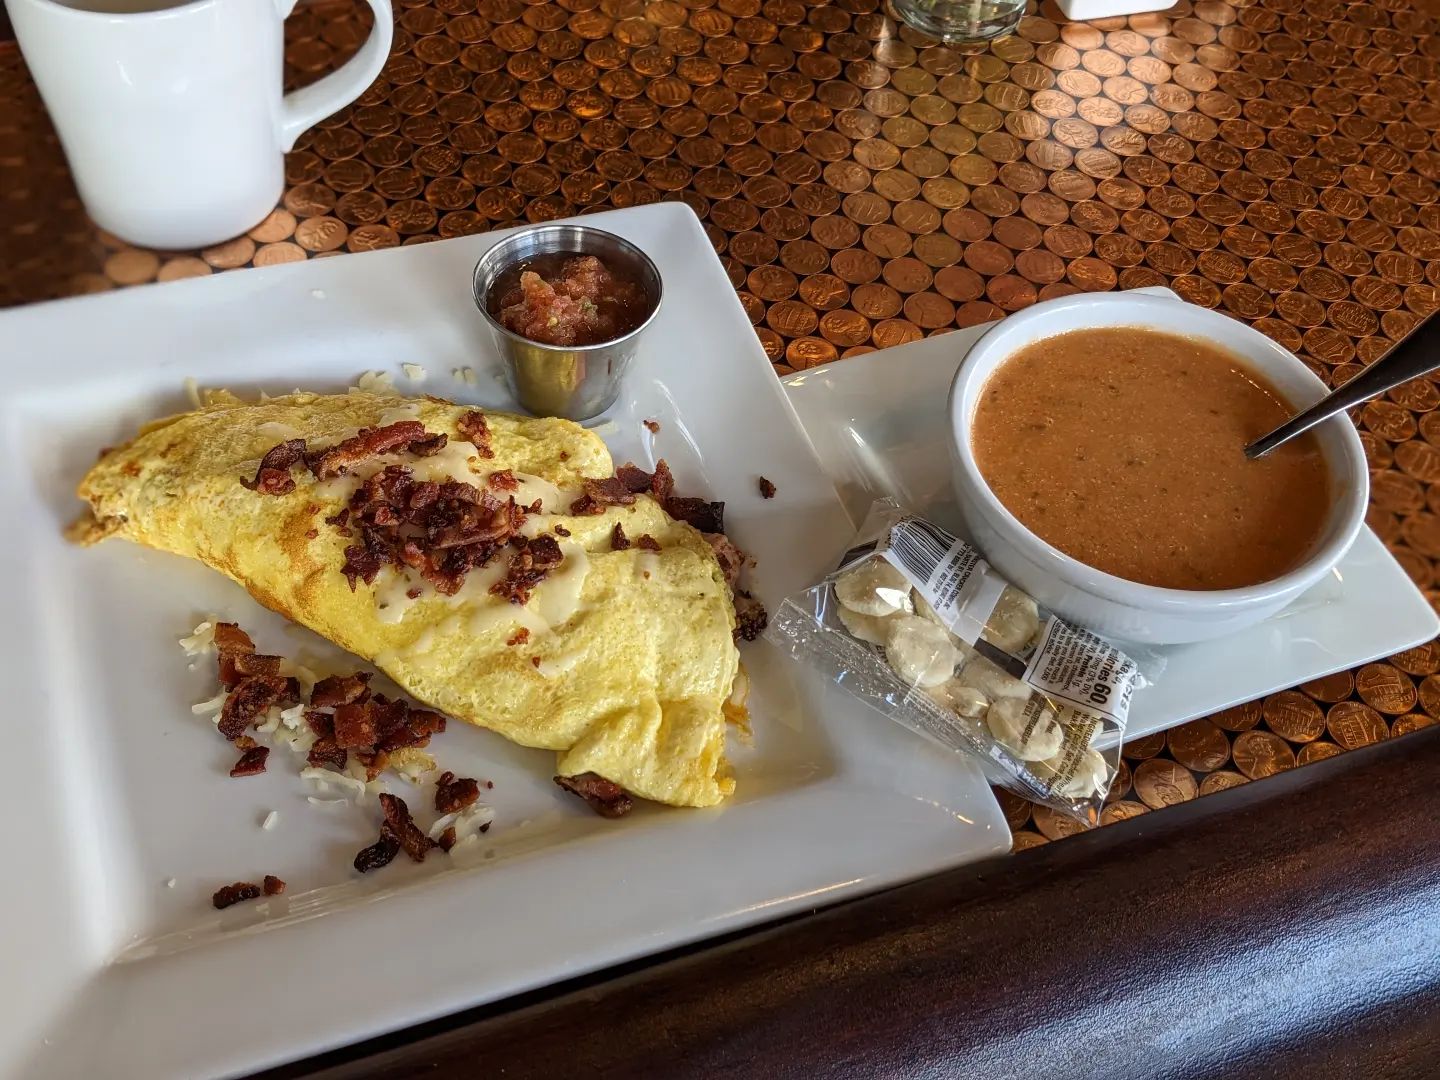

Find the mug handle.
xmin=274 ymin=0 xmax=394 ymax=152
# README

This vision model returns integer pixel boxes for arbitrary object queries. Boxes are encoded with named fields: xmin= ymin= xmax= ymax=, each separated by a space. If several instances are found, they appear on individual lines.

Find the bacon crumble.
xmin=242 ymin=439 xmax=307 ymax=496
xmin=758 ymin=476 xmax=776 ymax=499
xmin=229 ymin=746 xmax=270 ymax=777
xmin=643 ymin=419 xmax=660 ymax=434
xmin=218 ymin=675 xmax=296 ymax=742
xmin=491 ymin=534 xmax=564 ymax=604
xmin=506 ymin=627 xmax=531 ymax=647
xmin=338 ymin=464 xmax=525 ymax=595
xmin=554 ymin=773 xmax=634 ymax=818
xmin=569 ymin=476 xmax=637 ymax=516
xmin=487 ymin=469 xmax=519 ymax=491
xmin=307 ymin=421 xmax=434 ymax=481
xmin=212 ymin=882 xmax=263 ymax=909
xmin=379 ymin=793 xmax=435 ymax=862
xmin=734 ymin=590 xmax=768 ymax=642
xmin=310 ymin=672 xmax=372 ymax=709
xmin=434 ymin=771 xmax=481 ymax=814
xmin=636 ymin=534 xmax=661 ymax=551
xmin=263 ymin=875 xmax=287 ymax=896
xmin=354 ymin=834 xmax=401 ymax=873
xmin=457 ymin=410 xmax=495 ymax=458
xmin=610 ymin=522 xmax=631 ymax=550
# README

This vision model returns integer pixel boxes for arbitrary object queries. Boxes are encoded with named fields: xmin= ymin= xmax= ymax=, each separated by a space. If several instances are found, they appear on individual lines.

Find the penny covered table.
xmin=2 ymin=0 xmax=1439 ymax=1073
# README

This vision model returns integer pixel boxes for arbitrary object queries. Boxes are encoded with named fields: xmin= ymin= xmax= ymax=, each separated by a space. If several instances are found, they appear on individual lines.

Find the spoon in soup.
xmin=1247 ymin=311 xmax=1440 ymax=458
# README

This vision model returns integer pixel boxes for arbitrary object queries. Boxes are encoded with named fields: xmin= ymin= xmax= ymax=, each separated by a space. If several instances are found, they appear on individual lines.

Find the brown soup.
xmin=971 ymin=327 xmax=1332 ymax=591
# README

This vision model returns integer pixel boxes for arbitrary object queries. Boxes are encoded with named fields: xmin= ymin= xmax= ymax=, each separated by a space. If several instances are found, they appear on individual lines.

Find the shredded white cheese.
xmin=261 ymin=810 xmax=279 ymax=831
xmin=165 ymin=878 xmax=177 ymax=889
xmin=428 ymin=802 xmax=495 ymax=848
xmin=307 ymin=796 xmax=349 ymax=807
xmin=353 ymin=370 xmax=397 ymax=395
xmin=402 ymin=362 xmax=427 ymax=381
xmin=394 ymin=757 xmax=436 ymax=785
xmin=178 ymin=620 xmax=217 ymax=656
xmin=301 ymin=766 xmax=368 ymax=802
xmin=191 ymin=691 xmax=227 ymax=716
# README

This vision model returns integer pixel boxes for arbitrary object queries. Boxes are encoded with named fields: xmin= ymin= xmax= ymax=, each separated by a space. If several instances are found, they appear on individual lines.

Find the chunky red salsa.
xmin=492 ymin=253 xmax=649 ymax=347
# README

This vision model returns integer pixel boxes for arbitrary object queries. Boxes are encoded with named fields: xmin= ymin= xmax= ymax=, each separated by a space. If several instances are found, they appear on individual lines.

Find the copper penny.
xmin=1355 ymin=663 xmax=1418 ymax=715
xmin=883 ymin=257 xmax=931 ymax=294
xmin=1101 ymin=800 xmax=1150 ymax=825
xmin=347 ymin=224 xmax=401 ymax=252
xmin=248 ymin=208 xmax=297 ymax=244
xmin=818 ymin=309 xmax=871 ymax=347
xmin=812 ymin=215 xmax=859 ymax=251
xmin=1123 ymin=731 xmax=1167 ymax=761
xmin=780 ymin=240 xmax=828 ymax=276
xmin=1067 ymin=257 xmax=1118 ymax=292
xmin=851 ymin=282 xmax=902 ymax=320
xmin=785 ymin=337 xmax=838 ymax=369
xmin=1232 ymin=730 xmax=1297 ymax=779
xmin=934 ymin=265 xmax=985 ymax=302
xmin=1394 ymin=714 xmax=1437 ymax=736
xmin=872 ymin=320 xmax=923 ymax=348
xmin=1297 ymin=741 xmax=1346 ymax=766
xmin=1167 ymin=719 xmax=1231 ymax=772
xmin=294 ymin=216 xmax=349 ymax=252
xmin=1106 ymin=757 xmax=1131 ymax=803
xmin=252 ymin=241 xmax=306 ymax=267
xmin=797 ymin=273 xmax=848 ymax=311
xmin=1091 ymin=234 xmax=1141 ymax=269
xmin=1011 ymin=831 xmax=1049 ymax=851
xmin=1198 ymin=770 xmax=1250 ymax=797
xmin=201 ymin=237 xmax=257 ymax=270
xmin=1262 ymin=690 xmax=1327 ymax=743
xmin=1299 ymin=670 xmax=1356 ymax=703
xmin=1134 ymin=759 xmax=1199 ymax=809
xmin=283 ymin=182 xmax=337 ymax=217
xmin=156 ymin=257 xmax=211 ymax=283
xmin=103 ymin=249 xmax=161 ymax=285
xmin=993 ymin=787 xmax=1033 ymax=831
xmin=1327 ymin=700 xmax=1390 ymax=749
xmin=962 ymin=240 xmax=1014 ymax=276
xmin=1390 ymin=643 xmax=1439 ymax=677
xmin=1033 ymin=805 xmax=1089 ymax=841
xmin=955 ymin=301 xmax=1006 ymax=327
xmin=1014 ymin=250 xmax=1065 ymax=285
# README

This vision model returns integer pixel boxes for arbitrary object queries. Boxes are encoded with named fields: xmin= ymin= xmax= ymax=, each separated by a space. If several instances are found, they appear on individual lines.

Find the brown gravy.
xmin=971 ymin=327 xmax=1332 ymax=591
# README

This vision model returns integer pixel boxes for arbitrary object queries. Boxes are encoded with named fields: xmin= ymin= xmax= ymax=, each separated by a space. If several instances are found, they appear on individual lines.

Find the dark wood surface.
xmin=261 ymin=725 xmax=1440 ymax=1079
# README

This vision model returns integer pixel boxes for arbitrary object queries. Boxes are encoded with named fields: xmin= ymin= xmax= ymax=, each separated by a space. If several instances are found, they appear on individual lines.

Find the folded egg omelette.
xmin=73 ymin=390 xmax=742 ymax=807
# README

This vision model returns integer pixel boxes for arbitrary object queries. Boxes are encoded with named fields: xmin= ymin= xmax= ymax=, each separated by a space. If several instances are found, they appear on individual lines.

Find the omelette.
xmin=73 ymin=390 xmax=744 ymax=807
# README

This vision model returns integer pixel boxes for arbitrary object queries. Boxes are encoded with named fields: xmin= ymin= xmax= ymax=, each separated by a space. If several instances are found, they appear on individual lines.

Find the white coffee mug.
xmin=6 ymin=0 xmax=393 ymax=250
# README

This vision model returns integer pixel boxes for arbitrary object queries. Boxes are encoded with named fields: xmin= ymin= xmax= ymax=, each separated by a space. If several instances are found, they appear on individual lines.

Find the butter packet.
xmin=766 ymin=500 xmax=1154 ymax=824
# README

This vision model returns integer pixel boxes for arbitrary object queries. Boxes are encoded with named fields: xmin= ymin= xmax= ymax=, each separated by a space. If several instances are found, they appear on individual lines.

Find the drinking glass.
xmin=890 ymin=0 xmax=1026 ymax=43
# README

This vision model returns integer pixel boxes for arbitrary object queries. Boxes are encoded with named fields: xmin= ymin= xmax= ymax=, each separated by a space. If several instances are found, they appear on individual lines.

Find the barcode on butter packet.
xmin=767 ymin=499 xmax=1154 ymax=824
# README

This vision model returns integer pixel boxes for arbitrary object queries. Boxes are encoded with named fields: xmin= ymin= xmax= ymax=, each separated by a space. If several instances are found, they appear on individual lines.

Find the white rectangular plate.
xmin=782 ymin=287 xmax=1440 ymax=739
xmin=0 ymin=204 xmax=1009 ymax=1080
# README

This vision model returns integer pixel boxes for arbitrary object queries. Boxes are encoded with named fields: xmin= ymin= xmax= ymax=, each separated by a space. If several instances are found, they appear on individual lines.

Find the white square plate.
xmin=782 ymin=287 xmax=1439 ymax=739
xmin=0 ymin=204 xmax=1009 ymax=1079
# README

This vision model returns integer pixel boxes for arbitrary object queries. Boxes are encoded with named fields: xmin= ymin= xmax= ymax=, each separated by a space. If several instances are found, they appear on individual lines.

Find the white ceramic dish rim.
xmin=947 ymin=292 xmax=1371 ymax=614
xmin=0 ymin=202 xmax=1011 ymax=1080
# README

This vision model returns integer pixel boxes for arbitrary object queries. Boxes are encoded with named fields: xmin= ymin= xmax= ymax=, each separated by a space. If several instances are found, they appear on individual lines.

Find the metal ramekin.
xmin=471 ymin=224 xmax=662 ymax=421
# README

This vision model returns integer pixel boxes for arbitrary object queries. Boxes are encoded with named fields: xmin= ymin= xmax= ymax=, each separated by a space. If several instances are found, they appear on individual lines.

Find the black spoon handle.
xmin=1246 ymin=309 xmax=1440 ymax=459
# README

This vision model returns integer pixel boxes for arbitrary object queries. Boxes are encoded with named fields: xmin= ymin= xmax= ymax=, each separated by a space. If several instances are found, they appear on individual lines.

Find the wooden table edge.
xmin=258 ymin=726 xmax=1440 ymax=1079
